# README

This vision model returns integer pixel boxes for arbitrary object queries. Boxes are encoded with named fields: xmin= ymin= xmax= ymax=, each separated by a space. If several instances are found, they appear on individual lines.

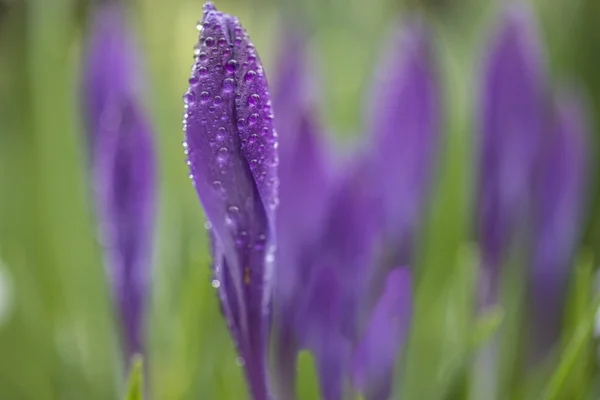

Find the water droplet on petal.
xmin=245 ymin=70 xmax=256 ymax=82
xmin=199 ymin=91 xmax=210 ymax=103
xmin=228 ymin=205 xmax=239 ymax=214
xmin=223 ymin=78 xmax=235 ymax=93
xmin=216 ymin=127 xmax=226 ymax=141
xmin=205 ymin=37 xmax=215 ymax=47
xmin=218 ymin=37 xmax=227 ymax=47
xmin=204 ymin=221 xmax=212 ymax=230
xmin=217 ymin=147 xmax=229 ymax=163
xmin=211 ymin=279 xmax=221 ymax=288
xmin=183 ymin=91 xmax=196 ymax=106
xmin=248 ymin=113 xmax=259 ymax=125
xmin=248 ymin=93 xmax=260 ymax=106
xmin=235 ymin=357 xmax=245 ymax=367
xmin=226 ymin=59 xmax=239 ymax=73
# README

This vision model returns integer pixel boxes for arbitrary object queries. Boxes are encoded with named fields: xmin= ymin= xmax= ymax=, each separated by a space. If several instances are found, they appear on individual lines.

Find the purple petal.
xmin=268 ymin=32 xmax=333 ymax=397
xmin=352 ymin=267 xmax=412 ymax=400
xmin=275 ymin=112 xmax=332 ymax=309
xmin=183 ymin=3 xmax=277 ymax=398
xmin=83 ymin=3 xmax=156 ymax=362
xmin=529 ymin=92 xmax=589 ymax=360
xmin=477 ymin=6 xmax=547 ymax=305
xmin=321 ymin=156 xmax=382 ymax=340
xmin=298 ymin=265 xmax=352 ymax=400
xmin=368 ymin=19 xmax=439 ymax=266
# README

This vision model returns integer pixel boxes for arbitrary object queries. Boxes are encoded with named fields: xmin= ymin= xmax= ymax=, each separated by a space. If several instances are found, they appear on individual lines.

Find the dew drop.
xmin=199 ymin=91 xmax=210 ymax=103
xmin=235 ymin=357 xmax=245 ymax=367
xmin=213 ymin=180 xmax=222 ymax=189
xmin=198 ymin=66 xmax=208 ymax=76
xmin=248 ymin=93 xmax=260 ymax=106
xmin=216 ymin=127 xmax=226 ymax=141
xmin=218 ymin=37 xmax=227 ymax=47
xmin=198 ymin=52 xmax=208 ymax=62
xmin=245 ymin=70 xmax=256 ymax=82
xmin=205 ymin=37 xmax=215 ymax=47
xmin=226 ymin=59 xmax=239 ymax=73
xmin=214 ymin=64 xmax=223 ymax=73
xmin=248 ymin=113 xmax=259 ymax=125
xmin=261 ymin=126 xmax=269 ymax=136
xmin=183 ymin=91 xmax=196 ymax=106
xmin=214 ymin=96 xmax=223 ymax=105
xmin=193 ymin=45 xmax=201 ymax=56
xmin=228 ymin=205 xmax=239 ymax=214
xmin=211 ymin=279 xmax=221 ymax=288
xmin=223 ymin=78 xmax=235 ymax=93
xmin=235 ymin=36 xmax=242 ymax=45
xmin=237 ymin=118 xmax=246 ymax=129
xmin=209 ymin=105 xmax=216 ymax=113
xmin=196 ymin=21 xmax=203 ymax=31
xmin=188 ymin=76 xmax=199 ymax=86
xmin=204 ymin=221 xmax=212 ymax=230
xmin=217 ymin=147 xmax=229 ymax=161
xmin=248 ymin=134 xmax=258 ymax=144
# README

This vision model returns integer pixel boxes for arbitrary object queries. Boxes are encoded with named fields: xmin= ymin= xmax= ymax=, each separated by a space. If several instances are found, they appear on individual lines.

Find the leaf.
xmin=541 ymin=256 xmax=599 ymax=400
xmin=470 ymin=306 xmax=505 ymax=349
xmin=125 ymin=355 xmax=144 ymax=400
xmin=296 ymin=351 xmax=321 ymax=399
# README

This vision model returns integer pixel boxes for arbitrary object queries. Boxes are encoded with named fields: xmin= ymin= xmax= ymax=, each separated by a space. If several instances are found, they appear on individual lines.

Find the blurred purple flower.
xmin=478 ymin=6 xmax=589 ymax=360
xmin=83 ymin=3 xmax=156 ymax=363
xmin=368 ymin=19 xmax=440 ymax=267
xmin=529 ymin=92 xmax=589 ymax=360
xmin=478 ymin=7 xmax=546 ymax=306
xmin=183 ymin=2 xmax=278 ymax=398
xmin=267 ymin=22 xmax=426 ymax=400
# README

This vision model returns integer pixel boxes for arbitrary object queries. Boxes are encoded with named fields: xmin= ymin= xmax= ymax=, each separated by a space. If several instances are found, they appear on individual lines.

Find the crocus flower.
xmin=478 ymin=7 xmax=546 ymax=307
xmin=529 ymin=92 xmax=588 ymax=360
xmin=478 ymin=6 xmax=589 ymax=361
xmin=183 ymin=2 xmax=278 ymax=399
xmin=368 ymin=18 xmax=440 ymax=268
xmin=82 ymin=3 xmax=156 ymax=364
xmin=267 ymin=21 xmax=429 ymax=400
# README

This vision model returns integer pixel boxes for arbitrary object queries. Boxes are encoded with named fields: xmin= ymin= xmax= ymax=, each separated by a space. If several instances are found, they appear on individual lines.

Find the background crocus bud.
xmin=183 ymin=3 xmax=278 ymax=399
xmin=529 ymin=91 xmax=589 ymax=361
xmin=477 ymin=7 xmax=546 ymax=306
xmin=368 ymin=19 xmax=440 ymax=268
xmin=82 ymin=3 xmax=156 ymax=364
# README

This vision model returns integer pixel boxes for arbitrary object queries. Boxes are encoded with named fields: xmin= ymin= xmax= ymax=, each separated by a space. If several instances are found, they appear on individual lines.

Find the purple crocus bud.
xmin=352 ymin=267 xmax=412 ymax=400
xmin=477 ymin=7 xmax=546 ymax=306
xmin=83 ymin=3 xmax=156 ymax=363
xmin=183 ymin=3 xmax=278 ymax=398
xmin=292 ymin=157 xmax=381 ymax=400
xmin=368 ymin=19 xmax=439 ymax=267
xmin=529 ymin=92 xmax=589 ymax=360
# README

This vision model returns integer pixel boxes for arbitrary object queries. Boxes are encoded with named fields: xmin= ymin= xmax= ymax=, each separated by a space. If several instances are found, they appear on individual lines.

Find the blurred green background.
xmin=0 ymin=0 xmax=599 ymax=399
